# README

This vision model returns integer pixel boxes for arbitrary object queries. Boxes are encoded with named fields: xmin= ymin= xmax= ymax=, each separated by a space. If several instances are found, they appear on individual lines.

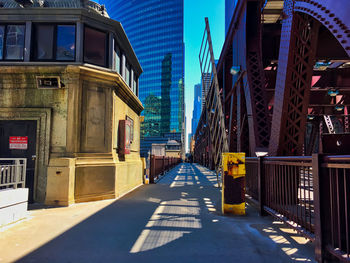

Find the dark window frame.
xmin=83 ymin=25 xmax=108 ymax=67
xmin=32 ymin=23 xmax=76 ymax=62
xmin=0 ymin=24 xmax=26 ymax=61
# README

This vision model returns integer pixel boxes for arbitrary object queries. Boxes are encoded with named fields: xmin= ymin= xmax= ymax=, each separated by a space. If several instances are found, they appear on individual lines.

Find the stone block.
xmin=0 ymin=188 xmax=28 ymax=227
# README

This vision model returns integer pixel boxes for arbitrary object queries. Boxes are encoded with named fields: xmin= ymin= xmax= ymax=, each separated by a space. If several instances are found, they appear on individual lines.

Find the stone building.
xmin=0 ymin=0 xmax=144 ymax=206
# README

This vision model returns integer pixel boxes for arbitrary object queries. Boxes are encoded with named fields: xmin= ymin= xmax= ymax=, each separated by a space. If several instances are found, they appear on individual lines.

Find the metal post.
xmin=258 ymin=156 xmax=266 ymax=216
xmin=150 ymin=155 xmax=155 ymax=184
xmin=312 ymin=153 xmax=324 ymax=262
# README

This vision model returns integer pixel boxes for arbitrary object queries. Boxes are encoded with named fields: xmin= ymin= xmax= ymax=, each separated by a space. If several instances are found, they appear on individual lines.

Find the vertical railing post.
xmin=162 ymin=156 xmax=165 ymax=175
xmin=14 ymin=159 xmax=20 ymax=189
xmin=258 ymin=156 xmax=266 ymax=216
xmin=150 ymin=155 xmax=155 ymax=184
xmin=313 ymin=153 xmax=324 ymax=263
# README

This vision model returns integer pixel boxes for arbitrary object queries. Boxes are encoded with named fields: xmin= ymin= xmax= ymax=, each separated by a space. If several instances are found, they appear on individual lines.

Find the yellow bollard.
xmin=222 ymin=153 xmax=246 ymax=215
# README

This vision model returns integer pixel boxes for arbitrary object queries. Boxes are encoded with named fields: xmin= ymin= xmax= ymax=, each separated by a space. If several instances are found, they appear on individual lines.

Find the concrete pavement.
xmin=0 ymin=163 xmax=315 ymax=262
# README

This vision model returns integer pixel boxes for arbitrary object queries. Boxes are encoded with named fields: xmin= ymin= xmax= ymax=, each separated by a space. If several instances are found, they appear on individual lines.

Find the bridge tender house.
xmin=0 ymin=1 xmax=144 ymax=205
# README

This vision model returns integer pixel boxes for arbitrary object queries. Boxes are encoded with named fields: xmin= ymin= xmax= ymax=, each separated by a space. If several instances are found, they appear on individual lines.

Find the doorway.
xmin=0 ymin=120 xmax=37 ymax=203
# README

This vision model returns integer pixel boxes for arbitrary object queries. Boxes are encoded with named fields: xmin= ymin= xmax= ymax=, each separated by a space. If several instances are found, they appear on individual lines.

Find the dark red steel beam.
xmin=269 ymin=1 xmax=320 ymax=156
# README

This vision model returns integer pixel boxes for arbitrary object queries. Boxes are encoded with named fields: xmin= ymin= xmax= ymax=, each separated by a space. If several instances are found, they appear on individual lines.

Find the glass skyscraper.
xmin=191 ymin=83 xmax=202 ymax=136
xmin=99 ymin=0 xmax=185 ymax=156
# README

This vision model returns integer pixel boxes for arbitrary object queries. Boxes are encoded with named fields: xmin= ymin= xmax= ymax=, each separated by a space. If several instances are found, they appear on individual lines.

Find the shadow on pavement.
xmin=15 ymin=164 xmax=315 ymax=263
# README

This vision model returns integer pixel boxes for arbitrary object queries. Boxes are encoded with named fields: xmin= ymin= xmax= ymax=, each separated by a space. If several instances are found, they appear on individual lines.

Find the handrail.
xmin=0 ymin=158 xmax=27 ymax=189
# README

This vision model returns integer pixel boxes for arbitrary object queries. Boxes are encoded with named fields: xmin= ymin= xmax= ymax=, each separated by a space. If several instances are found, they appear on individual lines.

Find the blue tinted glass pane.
xmin=56 ymin=25 xmax=76 ymax=61
xmin=0 ymin=26 xmax=4 ymax=60
xmin=5 ymin=25 xmax=25 ymax=60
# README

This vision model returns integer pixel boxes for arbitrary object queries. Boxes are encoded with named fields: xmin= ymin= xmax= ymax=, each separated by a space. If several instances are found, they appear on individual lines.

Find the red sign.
xmin=9 ymin=136 xmax=28 ymax=150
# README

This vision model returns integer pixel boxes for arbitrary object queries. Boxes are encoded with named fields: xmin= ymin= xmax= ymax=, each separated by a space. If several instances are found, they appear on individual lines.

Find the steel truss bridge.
xmin=195 ymin=0 xmax=350 ymax=168
xmin=194 ymin=1 xmax=350 ymax=262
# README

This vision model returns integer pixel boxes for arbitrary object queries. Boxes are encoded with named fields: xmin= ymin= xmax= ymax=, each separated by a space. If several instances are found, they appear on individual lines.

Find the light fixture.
xmin=230 ymin=66 xmax=241 ymax=76
xmin=255 ymin=152 xmax=268 ymax=157
xmin=335 ymin=105 xmax=344 ymax=111
xmin=307 ymin=115 xmax=315 ymax=121
xmin=328 ymin=88 xmax=339 ymax=97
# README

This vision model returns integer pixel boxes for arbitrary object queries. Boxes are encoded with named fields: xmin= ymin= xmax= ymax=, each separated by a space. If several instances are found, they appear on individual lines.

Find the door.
xmin=0 ymin=120 xmax=37 ymax=203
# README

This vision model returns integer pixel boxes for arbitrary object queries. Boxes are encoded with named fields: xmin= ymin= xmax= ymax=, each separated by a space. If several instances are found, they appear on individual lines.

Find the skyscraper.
xmin=99 ymin=0 xmax=185 ymax=157
xmin=191 ymin=83 xmax=202 ymax=136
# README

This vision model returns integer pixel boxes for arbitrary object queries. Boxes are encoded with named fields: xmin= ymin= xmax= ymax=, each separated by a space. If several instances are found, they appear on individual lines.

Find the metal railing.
xmin=0 ymin=158 xmax=27 ymax=190
xmin=149 ymin=155 xmax=181 ymax=183
xmin=246 ymin=155 xmax=350 ymax=262
xmin=316 ymin=155 xmax=350 ymax=262
xmin=246 ymin=158 xmax=259 ymax=201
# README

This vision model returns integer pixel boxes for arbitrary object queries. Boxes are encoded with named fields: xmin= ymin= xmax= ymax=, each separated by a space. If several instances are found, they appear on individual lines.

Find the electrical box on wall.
xmin=118 ymin=120 xmax=131 ymax=155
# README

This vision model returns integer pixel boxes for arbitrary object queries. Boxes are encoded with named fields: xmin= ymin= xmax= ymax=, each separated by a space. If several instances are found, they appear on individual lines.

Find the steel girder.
xmin=245 ymin=1 xmax=271 ymax=153
xmin=294 ymin=0 xmax=350 ymax=58
xmin=269 ymin=0 xmax=350 ymax=156
xmin=269 ymin=0 xmax=320 ymax=156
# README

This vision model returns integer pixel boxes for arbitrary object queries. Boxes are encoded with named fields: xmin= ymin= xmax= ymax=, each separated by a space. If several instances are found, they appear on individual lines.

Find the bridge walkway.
xmin=0 ymin=163 xmax=315 ymax=263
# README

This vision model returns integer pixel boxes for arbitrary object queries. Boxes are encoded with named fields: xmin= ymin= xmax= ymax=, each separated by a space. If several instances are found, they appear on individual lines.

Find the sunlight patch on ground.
xmin=130 ymin=199 xmax=202 ymax=253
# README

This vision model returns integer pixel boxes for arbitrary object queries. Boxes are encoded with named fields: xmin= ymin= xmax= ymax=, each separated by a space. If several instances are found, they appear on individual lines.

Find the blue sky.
xmin=184 ymin=0 xmax=225 ymax=149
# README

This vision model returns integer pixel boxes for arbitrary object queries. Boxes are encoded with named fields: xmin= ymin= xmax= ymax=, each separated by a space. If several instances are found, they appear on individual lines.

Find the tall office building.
xmin=99 ymin=0 xmax=185 ymax=157
xmin=191 ymin=83 xmax=202 ymax=136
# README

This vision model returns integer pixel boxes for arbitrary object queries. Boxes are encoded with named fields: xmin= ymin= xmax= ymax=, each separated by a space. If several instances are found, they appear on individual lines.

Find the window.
xmin=133 ymin=76 xmax=138 ymax=96
xmin=35 ymin=25 xmax=54 ymax=60
xmin=56 ymin=25 xmax=76 ymax=61
xmin=33 ymin=24 xmax=75 ymax=61
xmin=114 ymin=40 xmax=121 ymax=74
xmin=125 ymin=61 xmax=131 ymax=87
xmin=0 ymin=25 xmax=25 ymax=60
xmin=0 ymin=26 xmax=4 ymax=60
xmin=84 ymin=26 xmax=107 ymax=67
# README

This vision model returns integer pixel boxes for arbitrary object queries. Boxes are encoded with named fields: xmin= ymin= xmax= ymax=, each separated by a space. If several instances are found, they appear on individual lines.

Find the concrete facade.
xmin=0 ymin=1 xmax=144 ymax=206
xmin=0 ymin=65 xmax=143 ymax=206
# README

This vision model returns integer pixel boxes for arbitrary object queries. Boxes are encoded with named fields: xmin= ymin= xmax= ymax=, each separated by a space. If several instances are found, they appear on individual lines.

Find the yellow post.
xmin=222 ymin=153 xmax=246 ymax=215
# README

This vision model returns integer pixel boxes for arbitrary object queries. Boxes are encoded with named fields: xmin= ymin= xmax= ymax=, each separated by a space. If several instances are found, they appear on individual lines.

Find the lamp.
xmin=230 ymin=66 xmax=241 ymax=76
xmin=307 ymin=115 xmax=315 ymax=121
xmin=327 ymin=88 xmax=339 ymax=97
xmin=335 ymin=105 xmax=344 ymax=111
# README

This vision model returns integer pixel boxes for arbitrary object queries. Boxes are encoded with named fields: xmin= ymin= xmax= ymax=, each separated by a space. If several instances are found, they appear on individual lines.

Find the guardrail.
xmin=246 ymin=154 xmax=350 ymax=262
xmin=149 ymin=155 xmax=181 ymax=183
xmin=0 ymin=158 xmax=27 ymax=189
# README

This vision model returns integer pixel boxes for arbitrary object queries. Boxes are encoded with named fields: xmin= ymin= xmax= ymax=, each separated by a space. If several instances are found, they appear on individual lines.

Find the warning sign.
xmin=9 ymin=136 xmax=28 ymax=150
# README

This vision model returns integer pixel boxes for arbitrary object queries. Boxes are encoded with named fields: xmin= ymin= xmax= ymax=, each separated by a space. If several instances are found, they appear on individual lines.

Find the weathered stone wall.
xmin=0 ymin=65 xmax=144 ymax=205
xmin=0 ymin=66 xmax=71 ymax=202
